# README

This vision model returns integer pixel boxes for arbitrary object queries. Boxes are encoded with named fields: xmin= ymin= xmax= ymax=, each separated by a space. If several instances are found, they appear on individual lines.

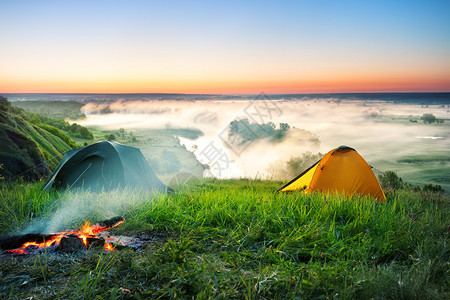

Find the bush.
xmin=422 ymin=183 xmax=444 ymax=194
xmin=421 ymin=113 xmax=437 ymax=124
xmin=420 ymin=113 xmax=444 ymax=124
xmin=378 ymin=171 xmax=404 ymax=190
xmin=104 ymin=133 xmax=116 ymax=140
xmin=69 ymin=123 xmax=94 ymax=139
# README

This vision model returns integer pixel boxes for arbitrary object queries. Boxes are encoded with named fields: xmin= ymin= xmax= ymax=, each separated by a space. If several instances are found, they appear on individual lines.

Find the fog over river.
xmin=76 ymin=96 xmax=450 ymax=186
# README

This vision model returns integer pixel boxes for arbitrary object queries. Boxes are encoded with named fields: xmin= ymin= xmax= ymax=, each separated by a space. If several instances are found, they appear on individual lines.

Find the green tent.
xmin=43 ymin=141 xmax=170 ymax=192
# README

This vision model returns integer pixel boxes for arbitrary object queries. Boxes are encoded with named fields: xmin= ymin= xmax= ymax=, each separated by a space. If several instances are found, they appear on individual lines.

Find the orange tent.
xmin=278 ymin=146 xmax=386 ymax=201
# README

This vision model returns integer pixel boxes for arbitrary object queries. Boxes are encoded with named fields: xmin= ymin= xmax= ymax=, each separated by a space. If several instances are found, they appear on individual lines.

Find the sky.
xmin=0 ymin=0 xmax=449 ymax=94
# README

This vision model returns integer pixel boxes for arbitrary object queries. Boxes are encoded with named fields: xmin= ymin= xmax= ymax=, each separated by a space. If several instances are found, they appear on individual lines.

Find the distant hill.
xmin=12 ymin=100 xmax=85 ymax=120
xmin=0 ymin=98 xmax=74 ymax=181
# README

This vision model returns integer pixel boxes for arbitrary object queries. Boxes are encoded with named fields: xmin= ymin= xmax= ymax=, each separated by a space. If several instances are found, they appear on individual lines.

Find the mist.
xmin=76 ymin=97 xmax=450 ymax=181
xmin=17 ymin=97 xmax=449 ymax=233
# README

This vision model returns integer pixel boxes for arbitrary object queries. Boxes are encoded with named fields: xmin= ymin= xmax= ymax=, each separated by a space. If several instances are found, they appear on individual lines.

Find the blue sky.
xmin=1 ymin=0 xmax=449 ymax=93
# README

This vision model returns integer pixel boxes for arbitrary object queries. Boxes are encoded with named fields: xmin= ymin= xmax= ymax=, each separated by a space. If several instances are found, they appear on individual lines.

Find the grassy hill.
xmin=0 ymin=180 xmax=448 ymax=298
xmin=0 ymin=100 xmax=75 ymax=181
xmin=6 ymin=96 xmax=206 ymax=186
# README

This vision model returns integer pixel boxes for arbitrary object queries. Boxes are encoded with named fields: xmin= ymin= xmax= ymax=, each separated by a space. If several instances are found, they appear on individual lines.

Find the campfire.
xmin=0 ymin=216 xmax=125 ymax=255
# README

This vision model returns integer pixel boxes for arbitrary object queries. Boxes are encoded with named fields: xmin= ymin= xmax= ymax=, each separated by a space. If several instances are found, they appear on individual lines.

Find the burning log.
xmin=0 ymin=216 xmax=124 ymax=255
xmin=59 ymin=235 xmax=106 ymax=252
xmin=60 ymin=234 xmax=87 ymax=252
xmin=0 ymin=233 xmax=59 ymax=250
xmin=88 ymin=216 xmax=125 ymax=235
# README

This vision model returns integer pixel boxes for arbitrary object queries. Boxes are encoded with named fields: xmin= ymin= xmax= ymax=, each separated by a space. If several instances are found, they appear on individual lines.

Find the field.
xmin=369 ymin=117 xmax=450 ymax=192
xmin=0 ymin=180 xmax=448 ymax=299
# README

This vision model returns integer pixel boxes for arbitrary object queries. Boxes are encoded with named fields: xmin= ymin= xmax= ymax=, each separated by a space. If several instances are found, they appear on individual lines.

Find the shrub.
xmin=104 ymin=133 xmax=116 ymax=140
xmin=69 ymin=123 xmax=94 ymax=139
xmin=421 ymin=113 xmax=437 ymax=124
xmin=420 ymin=113 xmax=443 ymax=124
xmin=422 ymin=183 xmax=444 ymax=194
xmin=378 ymin=171 xmax=404 ymax=190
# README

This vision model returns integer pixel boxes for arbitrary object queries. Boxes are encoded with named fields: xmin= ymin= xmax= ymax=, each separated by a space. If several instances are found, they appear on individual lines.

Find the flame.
xmin=104 ymin=242 xmax=115 ymax=251
xmin=7 ymin=218 xmax=124 ymax=255
xmin=79 ymin=234 xmax=89 ymax=248
xmin=81 ymin=221 xmax=94 ymax=235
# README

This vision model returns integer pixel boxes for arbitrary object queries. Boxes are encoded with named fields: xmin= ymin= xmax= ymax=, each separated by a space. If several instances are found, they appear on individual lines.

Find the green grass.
xmin=0 ymin=179 xmax=449 ymax=299
xmin=0 ymin=110 xmax=72 ymax=176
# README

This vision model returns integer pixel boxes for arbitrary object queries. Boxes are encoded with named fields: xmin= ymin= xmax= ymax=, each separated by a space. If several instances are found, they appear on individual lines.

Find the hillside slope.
xmin=0 ymin=110 xmax=72 ymax=181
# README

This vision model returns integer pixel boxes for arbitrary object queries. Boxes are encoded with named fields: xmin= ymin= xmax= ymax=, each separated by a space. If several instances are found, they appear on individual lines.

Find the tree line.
xmin=1 ymin=96 xmax=93 ymax=141
xmin=228 ymin=118 xmax=291 ymax=144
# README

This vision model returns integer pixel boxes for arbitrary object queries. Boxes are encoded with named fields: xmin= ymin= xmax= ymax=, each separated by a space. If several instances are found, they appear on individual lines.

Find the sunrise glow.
xmin=1 ymin=1 xmax=449 ymax=94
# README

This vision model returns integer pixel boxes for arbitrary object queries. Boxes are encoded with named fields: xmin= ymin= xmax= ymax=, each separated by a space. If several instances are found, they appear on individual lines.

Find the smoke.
xmin=76 ymin=97 xmax=450 ymax=181
xmin=21 ymin=188 xmax=164 ymax=234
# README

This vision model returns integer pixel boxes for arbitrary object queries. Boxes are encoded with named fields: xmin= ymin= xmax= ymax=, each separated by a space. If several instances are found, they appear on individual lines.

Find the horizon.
xmin=3 ymin=91 xmax=450 ymax=96
xmin=1 ymin=1 xmax=449 ymax=94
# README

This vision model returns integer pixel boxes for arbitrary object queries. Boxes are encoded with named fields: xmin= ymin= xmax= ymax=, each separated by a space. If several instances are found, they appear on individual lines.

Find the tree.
xmin=266 ymin=121 xmax=276 ymax=130
xmin=104 ymin=133 xmax=116 ymax=140
xmin=228 ymin=119 xmax=293 ymax=144
xmin=70 ymin=123 xmax=79 ymax=132
xmin=79 ymin=127 xmax=94 ymax=139
xmin=279 ymin=122 xmax=290 ymax=131
xmin=421 ymin=113 xmax=437 ymax=124
xmin=0 ymin=96 xmax=11 ymax=112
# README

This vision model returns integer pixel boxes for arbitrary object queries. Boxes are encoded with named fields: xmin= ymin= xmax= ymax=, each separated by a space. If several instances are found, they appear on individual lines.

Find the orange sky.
xmin=2 ymin=73 xmax=448 ymax=94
